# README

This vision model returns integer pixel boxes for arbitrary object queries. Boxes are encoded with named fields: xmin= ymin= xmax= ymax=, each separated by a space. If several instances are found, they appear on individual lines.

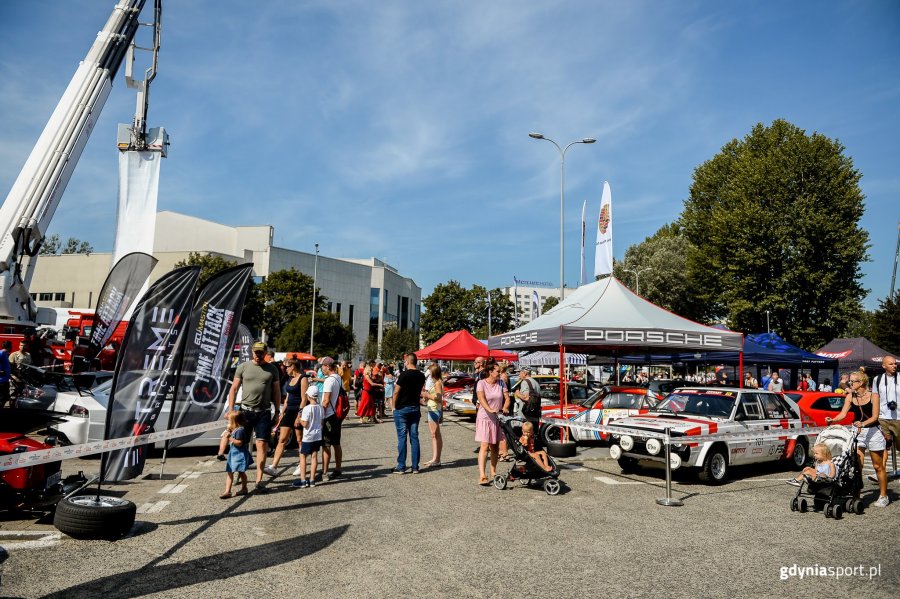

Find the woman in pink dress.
xmin=475 ymin=362 xmax=509 ymax=485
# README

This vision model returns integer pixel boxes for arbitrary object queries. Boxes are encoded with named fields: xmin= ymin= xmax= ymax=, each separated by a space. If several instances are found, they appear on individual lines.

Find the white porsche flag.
xmin=594 ymin=181 xmax=613 ymax=277
xmin=580 ymin=199 xmax=588 ymax=286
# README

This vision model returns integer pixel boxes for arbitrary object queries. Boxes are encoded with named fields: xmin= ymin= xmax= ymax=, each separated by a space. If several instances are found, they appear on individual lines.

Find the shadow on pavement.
xmin=39 ymin=525 xmax=350 ymax=599
xmin=158 ymin=495 xmax=380 ymax=527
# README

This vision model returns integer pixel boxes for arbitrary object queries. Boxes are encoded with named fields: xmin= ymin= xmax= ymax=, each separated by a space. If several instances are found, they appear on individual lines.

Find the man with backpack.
xmin=515 ymin=368 xmax=544 ymax=449
xmin=320 ymin=357 xmax=345 ymax=480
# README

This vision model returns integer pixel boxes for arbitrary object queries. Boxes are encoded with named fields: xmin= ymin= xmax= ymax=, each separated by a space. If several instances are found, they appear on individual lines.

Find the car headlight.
xmin=645 ymin=438 xmax=662 ymax=455
xmin=69 ymin=405 xmax=89 ymax=418
xmin=620 ymin=435 xmax=634 ymax=451
xmin=609 ymin=445 xmax=622 ymax=460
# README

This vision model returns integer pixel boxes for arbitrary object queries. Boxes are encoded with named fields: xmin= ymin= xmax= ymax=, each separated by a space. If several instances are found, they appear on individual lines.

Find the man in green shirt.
xmin=228 ymin=341 xmax=282 ymax=491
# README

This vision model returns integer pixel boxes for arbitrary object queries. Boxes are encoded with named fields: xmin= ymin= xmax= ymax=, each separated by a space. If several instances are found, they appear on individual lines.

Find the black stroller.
xmin=790 ymin=426 xmax=864 ymax=519
xmin=493 ymin=415 xmax=563 ymax=495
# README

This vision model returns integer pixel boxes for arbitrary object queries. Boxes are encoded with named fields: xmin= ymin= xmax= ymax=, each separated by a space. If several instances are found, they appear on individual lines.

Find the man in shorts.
xmin=228 ymin=341 xmax=282 ymax=492
xmin=871 ymin=355 xmax=899 ymax=482
xmin=320 ymin=357 xmax=344 ymax=480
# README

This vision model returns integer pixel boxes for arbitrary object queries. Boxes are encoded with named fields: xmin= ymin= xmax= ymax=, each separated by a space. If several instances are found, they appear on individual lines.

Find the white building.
xmin=29 ymin=211 xmax=420 ymax=359
xmin=501 ymin=281 xmax=568 ymax=325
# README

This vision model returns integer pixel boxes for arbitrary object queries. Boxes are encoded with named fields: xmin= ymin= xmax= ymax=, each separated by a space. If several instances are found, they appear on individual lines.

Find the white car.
xmin=48 ymin=379 xmax=231 ymax=448
xmin=608 ymin=387 xmax=813 ymax=484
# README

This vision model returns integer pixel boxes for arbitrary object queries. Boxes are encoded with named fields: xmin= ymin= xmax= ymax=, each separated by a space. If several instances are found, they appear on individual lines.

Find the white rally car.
xmin=608 ymin=387 xmax=813 ymax=484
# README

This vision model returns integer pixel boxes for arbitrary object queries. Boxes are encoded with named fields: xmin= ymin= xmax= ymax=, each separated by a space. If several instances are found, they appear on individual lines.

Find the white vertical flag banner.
xmin=532 ymin=290 xmax=541 ymax=318
xmin=113 ymin=151 xmax=160 ymax=264
xmin=580 ymin=199 xmax=587 ymax=286
xmin=594 ymin=181 xmax=613 ymax=277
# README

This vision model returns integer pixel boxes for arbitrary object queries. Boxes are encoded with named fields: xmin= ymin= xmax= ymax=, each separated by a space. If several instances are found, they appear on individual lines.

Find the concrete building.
xmin=501 ymin=281 xmax=567 ymax=326
xmin=29 ymin=211 xmax=420 ymax=359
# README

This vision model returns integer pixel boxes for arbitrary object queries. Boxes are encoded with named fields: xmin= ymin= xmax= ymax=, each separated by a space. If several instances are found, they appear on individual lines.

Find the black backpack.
xmin=522 ymin=378 xmax=542 ymax=417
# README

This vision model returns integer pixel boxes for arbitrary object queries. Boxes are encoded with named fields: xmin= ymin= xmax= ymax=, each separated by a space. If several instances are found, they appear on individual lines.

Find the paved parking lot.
xmin=1 ymin=413 xmax=897 ymax=598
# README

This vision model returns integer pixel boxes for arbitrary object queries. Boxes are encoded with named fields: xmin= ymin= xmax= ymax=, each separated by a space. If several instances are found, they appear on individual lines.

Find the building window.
xmin=336 ymin=303 xmax=341 ymax=318
xmin=348 ymin=305 xmax=354 ymax=330
xmin=370 ymin=288 xmax=380 ymax=338
xmin=39 ymin=292 xmax=53 ymax=301
xmin=327 ymin=301 xmax=333 ymax=312
xmin=55 ymin=292 xmax=66 ymax=301
xmin=400 ymin=296 xmax=409 ymax=331
xmin=30 ymin=293 xmax=37 ymax=300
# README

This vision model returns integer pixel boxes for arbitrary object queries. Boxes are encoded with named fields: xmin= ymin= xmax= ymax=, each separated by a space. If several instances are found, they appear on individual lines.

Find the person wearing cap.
xmin=292 ymin=384 xmax=324 ymax=488
xmin=228 ymin=341 xmax=282 ymax=492
xmin=319 ymin=357 xmax=344 ymax=479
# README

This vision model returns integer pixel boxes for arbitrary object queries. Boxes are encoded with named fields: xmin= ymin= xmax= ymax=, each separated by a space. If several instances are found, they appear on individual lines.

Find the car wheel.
xmin=789 ymin=439 xmax=808 ymax=471
xmin=543 ymin=479 xmax=561 ymax=496
xmin=698 ymin=447 xmax=729 ymax=484
xmin=54 ymin=495 xmax=136 ymax=540
xmin=541 ymin=424 xmax=563 ymax=445
xmin=493 ymin=475 xmax=507 ymax=490
xmin=617 ymin=456 xmax=639 ymax=473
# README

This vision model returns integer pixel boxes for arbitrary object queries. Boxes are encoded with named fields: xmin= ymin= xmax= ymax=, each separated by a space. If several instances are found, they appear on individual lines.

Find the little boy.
xmin=519 ymin=421 xmax=553 ymax=472
xmin=292 ymin=385 xmax=324 ymax=488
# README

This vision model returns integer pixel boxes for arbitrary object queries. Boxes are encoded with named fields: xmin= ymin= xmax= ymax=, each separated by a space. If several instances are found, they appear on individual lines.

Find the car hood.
xmin=609 ymin=413 xmax=723 ymax=436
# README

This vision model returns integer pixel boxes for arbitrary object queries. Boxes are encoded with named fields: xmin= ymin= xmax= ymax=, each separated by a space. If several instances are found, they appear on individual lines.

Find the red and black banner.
xmin=102 ymin=266 xmax=200 ymax=482
xmin=87 ymin=252 xmax=157 ymax=362
xmin=167 ymin=264 xmax=254 ymax=449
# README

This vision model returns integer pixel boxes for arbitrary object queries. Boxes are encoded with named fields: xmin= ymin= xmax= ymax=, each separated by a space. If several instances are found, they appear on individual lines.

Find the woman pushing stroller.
xmin=826 ymin=371 xmax=890 ymax=508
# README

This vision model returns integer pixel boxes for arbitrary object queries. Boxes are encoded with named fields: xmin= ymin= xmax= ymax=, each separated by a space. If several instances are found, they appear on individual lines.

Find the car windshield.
xmin=540 ymin=383 xmax=588 ymax=402
xmin=654 ymin=391 xmax=736 ymax=418
xmin=602 ymin=392 xmax=646 ymax=410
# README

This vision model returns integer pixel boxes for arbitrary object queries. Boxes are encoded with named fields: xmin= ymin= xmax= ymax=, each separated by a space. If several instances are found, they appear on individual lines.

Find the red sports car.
xmin=784 ymin=391 xmax=854 ymax=427
xmin=540 ymin=386 xmax=658 ymax=444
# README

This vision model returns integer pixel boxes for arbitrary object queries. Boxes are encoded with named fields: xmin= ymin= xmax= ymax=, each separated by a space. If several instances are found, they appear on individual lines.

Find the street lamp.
xmin=529 ymin=132 xmax=596 ymax=302
xmin=623 ymin=267 xmax=653 ymax=296
xmin=310 ymin=243 xmax=319 ymax=355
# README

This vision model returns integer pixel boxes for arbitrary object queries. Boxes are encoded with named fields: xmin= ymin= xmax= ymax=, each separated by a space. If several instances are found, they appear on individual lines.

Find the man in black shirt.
xmin=391 ymin=354 xmax=426 ymax=474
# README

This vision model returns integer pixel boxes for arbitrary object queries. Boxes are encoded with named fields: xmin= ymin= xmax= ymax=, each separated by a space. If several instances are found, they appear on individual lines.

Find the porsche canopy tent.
xmin=488 ymin=277 xmax=743 ymax=355
xmin=417 ymin=329 xmax=518 ymax=361
xmin=815 ymin=337 xmax=895 ymax=371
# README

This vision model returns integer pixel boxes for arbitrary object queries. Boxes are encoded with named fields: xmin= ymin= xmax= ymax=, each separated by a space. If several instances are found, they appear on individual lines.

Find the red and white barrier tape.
xmin=0 ymin=419 xmax=227 ymax=473
xmin=541 ymin=416 xmax=837 ymax=445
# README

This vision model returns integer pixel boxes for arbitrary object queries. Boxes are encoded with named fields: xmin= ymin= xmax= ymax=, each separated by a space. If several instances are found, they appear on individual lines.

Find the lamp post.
xmin=310 ymin=243 xmax=319 ymax=355
xmin=623 ymin=267 xmax=653 ymax=296
xmin=529 ymin=132 xmax=596 ymax=302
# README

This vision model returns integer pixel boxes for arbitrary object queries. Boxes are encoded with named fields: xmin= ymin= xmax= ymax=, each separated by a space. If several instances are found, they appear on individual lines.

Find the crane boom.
xmin=0 ymin=0 xmax=148 ymax=327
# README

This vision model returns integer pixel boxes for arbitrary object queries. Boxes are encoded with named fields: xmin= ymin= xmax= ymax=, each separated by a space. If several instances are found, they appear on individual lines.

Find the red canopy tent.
xmin=417 ymin=330 xmax=518 ymax=361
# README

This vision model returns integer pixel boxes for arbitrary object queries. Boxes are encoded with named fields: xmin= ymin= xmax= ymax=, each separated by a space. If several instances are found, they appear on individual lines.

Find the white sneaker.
xmin=263 ymin=465 xmax=278 ymax=477
xmin=874 ymin=495 xmax=890 ymax=508
xmin=292 ymin=465 xmax=303 ymax=476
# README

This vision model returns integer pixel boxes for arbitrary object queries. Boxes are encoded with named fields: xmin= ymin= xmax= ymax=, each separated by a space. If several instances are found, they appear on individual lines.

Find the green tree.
xmin=869 ymin=295 xmax=900 ymax=355
xmin=679 ymin=119 xmax=868 ymax=347
xmin=420 ymin=280 xmax=471 ymax=344
xmin=470 ymin=286 xmax=515 ymax=338
xmin=541 ymin=296 xmax=559 ymax=313
xmin=380 ymin=328 xmax=420 ymax=361
xmin=257 ymin=269 xmax=327 ymax=342
xmin=40 ymin=233 xmax=93 ymax=255
xmin=276 ymin=312 xmax=354 ymax=357
xmin=613 ymin=224 xmax=705 ymax=318
xmin=364 ymin=335 xmax=379 ymax=361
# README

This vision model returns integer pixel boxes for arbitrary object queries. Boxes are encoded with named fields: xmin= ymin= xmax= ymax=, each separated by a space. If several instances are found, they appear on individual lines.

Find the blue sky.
xmin=1 ymin=1 xmax=898 ymax=310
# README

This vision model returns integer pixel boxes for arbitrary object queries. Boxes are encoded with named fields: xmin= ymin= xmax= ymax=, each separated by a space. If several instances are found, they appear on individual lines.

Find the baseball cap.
xmin=252 ymin=341 xmax=266 ymax=351
xmin=306 ymin=386 xmax=319 ymax=399
xmin=321 ymin=357 xmax=335 ymax=366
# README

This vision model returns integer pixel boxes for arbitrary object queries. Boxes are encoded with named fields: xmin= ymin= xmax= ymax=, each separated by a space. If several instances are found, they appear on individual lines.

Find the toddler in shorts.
xmin=520 ymin=421 xmax=553 ymax=472
xmin=787 ymin=443 xmax=834 ymax=486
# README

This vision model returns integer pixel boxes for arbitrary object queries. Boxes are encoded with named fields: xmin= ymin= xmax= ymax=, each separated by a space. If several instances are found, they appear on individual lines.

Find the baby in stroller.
xmin=493 ymin=415 xmax=563 ymax=495
xmin=790 ymin=426 xmax=864 ymax=518
xmin=787 ymin=443 xmax=835 ymax=487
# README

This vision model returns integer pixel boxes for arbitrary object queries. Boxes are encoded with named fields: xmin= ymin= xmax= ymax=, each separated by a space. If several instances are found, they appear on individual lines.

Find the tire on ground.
xmin=53 ymin=495 xmax=136 ymax=540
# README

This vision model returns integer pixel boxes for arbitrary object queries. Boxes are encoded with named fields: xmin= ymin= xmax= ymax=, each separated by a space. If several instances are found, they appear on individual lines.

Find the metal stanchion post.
xmin=656 ymin=428 xmax=683 ymax=507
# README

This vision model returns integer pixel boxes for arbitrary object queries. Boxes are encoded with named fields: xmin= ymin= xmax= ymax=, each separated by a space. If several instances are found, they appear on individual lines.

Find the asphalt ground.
xmin=1 ymin=412 xmax=898 ymax=598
